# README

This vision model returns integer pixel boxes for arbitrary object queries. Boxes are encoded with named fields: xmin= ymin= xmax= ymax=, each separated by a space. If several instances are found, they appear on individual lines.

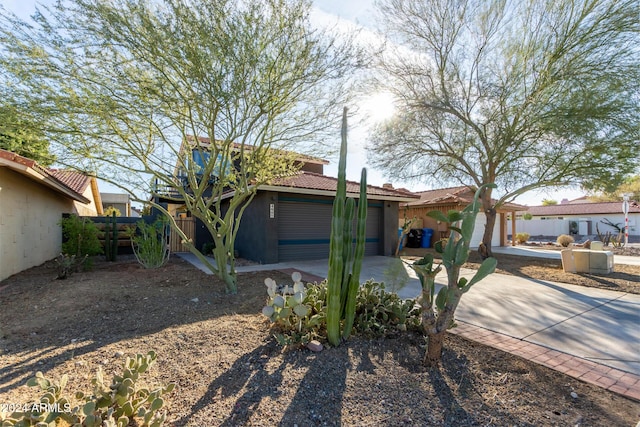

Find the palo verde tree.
xmin=0 ymin=101 xmax=53 ymax=166
xmin=368 ymin=0 xmax=639 ymax=257
xmin=588 ymin=175 xmax=640 ymax=202
xmin=0 ymin=0 xmax=358 ymax=293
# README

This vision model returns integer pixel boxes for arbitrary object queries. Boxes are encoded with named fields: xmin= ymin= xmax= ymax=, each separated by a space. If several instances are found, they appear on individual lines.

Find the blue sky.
xmin=2 ymin=0 xmax=584 ymax=205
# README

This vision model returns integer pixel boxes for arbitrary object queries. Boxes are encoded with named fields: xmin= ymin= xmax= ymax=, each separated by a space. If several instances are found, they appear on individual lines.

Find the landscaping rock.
xmin=307 ymin=340 xmax=323 ymax=352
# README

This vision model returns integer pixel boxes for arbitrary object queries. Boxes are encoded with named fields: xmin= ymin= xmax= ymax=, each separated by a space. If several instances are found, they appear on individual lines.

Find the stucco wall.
xmin=0 ymin=168 xmax=74 ymax=281
xmin=74 ymin=185 xmax=100 ymax=216
xmin=470 ymin=213 xmax=503 ymax=248
xmin=508 ymin=213 xmax=639 ymax=238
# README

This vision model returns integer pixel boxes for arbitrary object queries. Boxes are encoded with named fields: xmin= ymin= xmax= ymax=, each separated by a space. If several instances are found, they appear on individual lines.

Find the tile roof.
xmin=48 ymin=169 xmax=92 ymax=194
xmin=0 ymin=148 xmax=40 ymax=172
xmin=0 ymin=149 xmax=89 ymax=203
xmin=522 ymin=201 xmax=640 ymax=216
xmin=406 ymin=186 xmax=471 ymax=206
xmin=268 ymin=171 xmax=419 ymax=200
xmin=404 ymin=185 xmax=526 ymax=211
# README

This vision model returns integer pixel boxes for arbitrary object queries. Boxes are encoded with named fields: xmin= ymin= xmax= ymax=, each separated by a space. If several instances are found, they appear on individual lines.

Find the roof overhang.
xmin=0 ymin=153 xmax=90 ymax=204
xmin=252 ymin=184 xmax=419 ymax=202
xmin=404 ymin=200 xmax=527 ymax=213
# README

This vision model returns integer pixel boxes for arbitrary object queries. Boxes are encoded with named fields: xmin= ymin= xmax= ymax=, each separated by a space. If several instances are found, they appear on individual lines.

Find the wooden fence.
xmin=72 ymin=215 xmax=196 ymax=255
xmin=169 ymin=217 xmax=196 ymax=252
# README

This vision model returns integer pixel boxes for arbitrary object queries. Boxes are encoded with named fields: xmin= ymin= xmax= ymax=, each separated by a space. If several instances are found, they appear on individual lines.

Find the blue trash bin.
xmin=398 ymin=228 xmax=404 ymax=250
xmin=421 ymin=228 xmax=434 ymax=248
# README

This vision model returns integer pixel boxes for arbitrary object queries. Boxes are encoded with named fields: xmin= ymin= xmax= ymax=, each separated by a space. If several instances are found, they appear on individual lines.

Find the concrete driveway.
xmin=180 ymin=252 xmax=640 ymax=376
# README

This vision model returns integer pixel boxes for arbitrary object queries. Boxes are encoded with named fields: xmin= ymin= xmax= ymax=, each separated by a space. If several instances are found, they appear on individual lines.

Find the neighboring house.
xmin=49 ymin=169 xmax=104 ymax=216
xmin=401 ymin=186 xmax=527 ymax=247
xmin=155 ymin=137 xmax=419 ymax=263
xmin=512 ymin=200 xmax=640 ymax=238
xmin=0 ymin=149 xmax=97 ymax=281
xmin=101 ymin=192 xmax=131 ymax=216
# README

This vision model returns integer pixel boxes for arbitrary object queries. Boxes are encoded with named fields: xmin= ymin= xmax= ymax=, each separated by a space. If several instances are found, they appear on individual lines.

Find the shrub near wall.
xmin=557 ymin=234 xmax=575 ymax=247
xmin=60 ymin=215 xmax=103 ymax=260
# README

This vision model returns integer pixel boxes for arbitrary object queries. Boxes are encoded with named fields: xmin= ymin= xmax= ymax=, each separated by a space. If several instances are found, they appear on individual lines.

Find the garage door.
xmin=277 ymin=196 xmax=382 ymax=262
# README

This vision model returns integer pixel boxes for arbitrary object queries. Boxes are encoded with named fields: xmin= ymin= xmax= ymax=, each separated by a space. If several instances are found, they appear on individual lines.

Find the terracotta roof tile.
xmin=0 ymin=149 xmax=88 ymax=202
xmin=270 ymin=171 xmax=419 ymax=199
xmin=404 ymin=185 xmax=526 ymax=211
xmin=48 ymin=169 xmax=92 ymax=194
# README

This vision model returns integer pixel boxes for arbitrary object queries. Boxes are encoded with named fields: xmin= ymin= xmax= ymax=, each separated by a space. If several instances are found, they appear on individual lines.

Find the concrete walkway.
xmin=177 ymin=252 xmax=640 ymax=401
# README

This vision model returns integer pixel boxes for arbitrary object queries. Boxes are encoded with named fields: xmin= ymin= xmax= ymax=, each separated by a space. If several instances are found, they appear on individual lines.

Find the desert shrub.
xmin=59 ymin=215 xmax=103 ymax=268
xmin=515 ymin=232 xmax=530 ymax=244
xmin=54 ymin=253 xmax=86 ymax=279
xmin=129 ymin=219 xmax=170 ymax=268
xmin=262 ymin=273 xmax=419 ymax=346
xmin=557 ymin=234 xmax=575 ymax=247
xmin=1 ymin=351 xmax=174 ymax=427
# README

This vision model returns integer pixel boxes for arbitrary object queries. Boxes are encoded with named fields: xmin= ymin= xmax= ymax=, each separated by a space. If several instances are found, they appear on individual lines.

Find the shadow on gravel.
xmin=0 ymin=257 xmax=292 ymax=394
xmin=172 ymin=342 xmax=285 ymax=426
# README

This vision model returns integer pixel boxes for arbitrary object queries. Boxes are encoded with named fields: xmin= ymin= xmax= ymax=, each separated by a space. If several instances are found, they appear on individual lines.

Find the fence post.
xmin=104 ymin=215 xmax=112 ymax=261
xmin=111 ymin=211 xmax=118 ymax=261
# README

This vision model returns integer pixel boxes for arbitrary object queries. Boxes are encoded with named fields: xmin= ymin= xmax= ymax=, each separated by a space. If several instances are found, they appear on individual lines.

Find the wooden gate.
xmin=170 ymin=217 xmax=196 ymax=252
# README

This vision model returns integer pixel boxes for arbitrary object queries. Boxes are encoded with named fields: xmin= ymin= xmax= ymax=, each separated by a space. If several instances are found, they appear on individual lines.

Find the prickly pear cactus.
xmin=1 ymin=351 xmax=174 ymax=427
xmin=262 ymin=272 xmax=310 ymax=323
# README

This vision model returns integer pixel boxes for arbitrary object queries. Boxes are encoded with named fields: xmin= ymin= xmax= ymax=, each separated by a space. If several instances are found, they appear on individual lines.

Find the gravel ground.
xmin=0 ymin=255 xmax=639 ymax=426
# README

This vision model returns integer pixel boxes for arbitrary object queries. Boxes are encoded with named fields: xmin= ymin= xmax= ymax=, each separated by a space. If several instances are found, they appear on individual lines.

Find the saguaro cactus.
xmin=326 ymin=107 xmax=368 ymax=347
xmin=104 ymin=212 xmax=118 ymax=261
xmin=410 ymin=184 xmax=498 ymax=366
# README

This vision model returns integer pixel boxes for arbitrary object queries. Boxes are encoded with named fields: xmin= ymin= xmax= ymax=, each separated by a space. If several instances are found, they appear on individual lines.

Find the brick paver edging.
xmin=448 ymin=321 xmax=640 ymax=402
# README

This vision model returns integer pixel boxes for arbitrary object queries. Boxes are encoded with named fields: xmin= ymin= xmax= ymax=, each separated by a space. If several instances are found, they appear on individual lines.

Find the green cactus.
xmin=2 ymin=351 xmax=174 ymax=427
xmin=104 ymin=212 xmax=118 ymax=262
xmin=326 ymin=107 xmax=368 ymax=347
xmin=410 ymin=183 xmax=498 ymax=366
xmin=263 ymin=273 xmax=310 ymax=325
xmin=111 ymin=212 xmax=118 ymax=261
xmin=105 ymin=215 xmax=111 ymax=261
xmin=262 ymin=272 xmax=325 ymax=346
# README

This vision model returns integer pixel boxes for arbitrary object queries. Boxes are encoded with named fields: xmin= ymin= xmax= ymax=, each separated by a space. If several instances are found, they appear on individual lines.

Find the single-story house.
xmin=232 ymin=171 xmax=419 ymax=263
xmin=401 ymin=186 xmax=527 ymax=247
xmin=101 ymin=192 xmax=132 ymax=216
xmin=0 ymin=149 xmax=100 ymax=281
xmin=155 ymin=137 xmax=419 ymax=262
xmin=512 ymin=200 xmax=640 ymax=239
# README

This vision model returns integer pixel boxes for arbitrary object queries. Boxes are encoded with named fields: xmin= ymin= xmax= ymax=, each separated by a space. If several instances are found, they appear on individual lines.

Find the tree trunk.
xmin=480 ymin=189 xmax=497 ymax=259
xmin=213 ymin=244 xmax=237 ymax=294
xmin=424 ymin=331 xmax=444 ymax=367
